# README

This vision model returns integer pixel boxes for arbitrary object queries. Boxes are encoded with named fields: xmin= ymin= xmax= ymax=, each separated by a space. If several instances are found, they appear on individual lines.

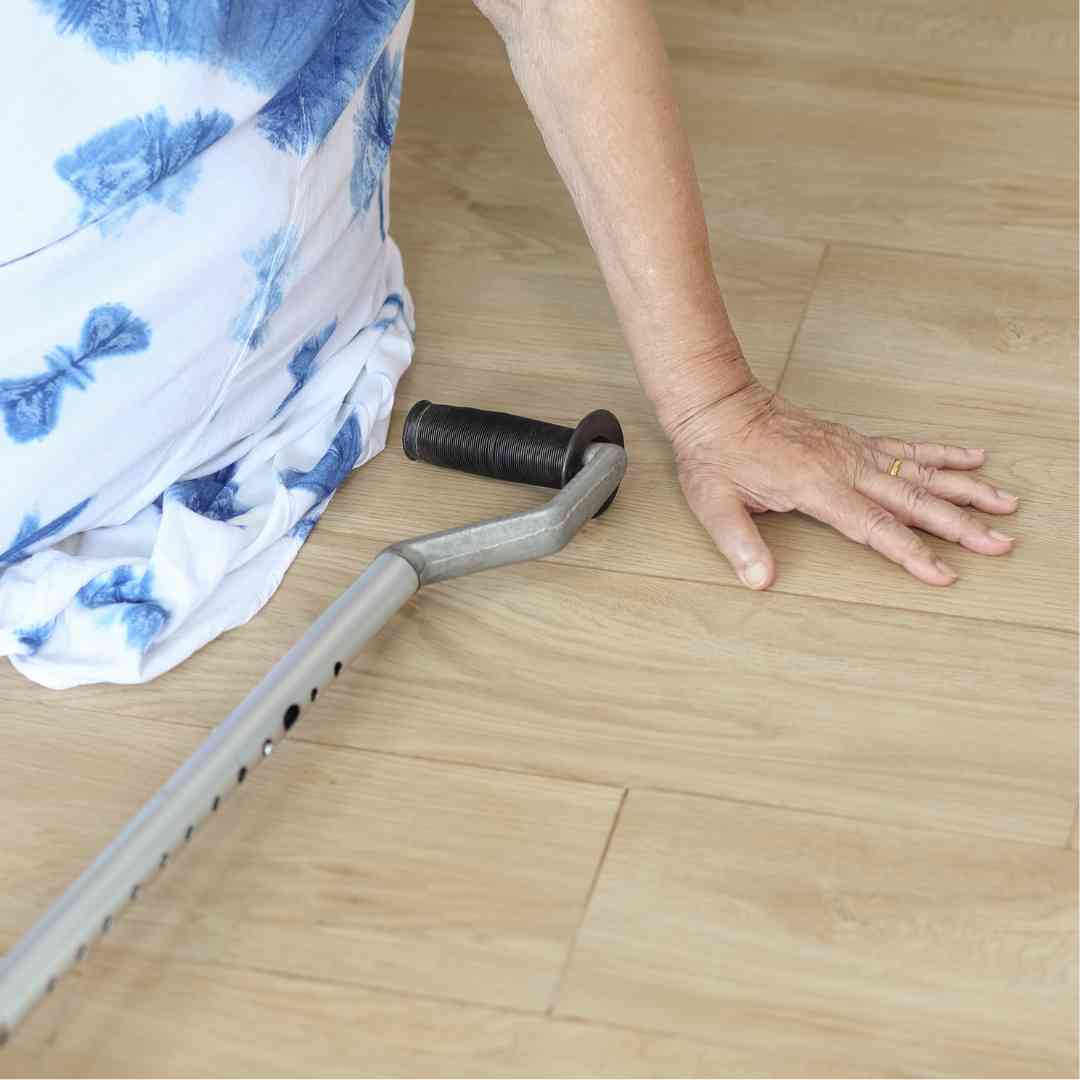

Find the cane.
xmin=0 ymin=400 xmax=626 ymax=1043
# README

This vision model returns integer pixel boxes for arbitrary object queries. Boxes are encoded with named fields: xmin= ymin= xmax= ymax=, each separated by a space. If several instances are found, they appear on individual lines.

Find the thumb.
xmin=694 ymin=489 xmax=775 ymax=590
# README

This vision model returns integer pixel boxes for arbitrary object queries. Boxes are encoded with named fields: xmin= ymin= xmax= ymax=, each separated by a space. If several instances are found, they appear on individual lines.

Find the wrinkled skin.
xmin=669 ymin=379 xmax=1018 ymax=590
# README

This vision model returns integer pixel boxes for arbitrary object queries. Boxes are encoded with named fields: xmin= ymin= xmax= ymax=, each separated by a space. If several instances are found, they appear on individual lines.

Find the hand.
xmin=668 ymin=379 xmax=1019 ymax=589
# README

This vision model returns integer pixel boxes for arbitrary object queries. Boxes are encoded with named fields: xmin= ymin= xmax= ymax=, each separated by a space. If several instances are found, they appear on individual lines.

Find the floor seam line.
xmin=56 ymin=709 xmax=1070 ymax=854
xmin=153 ymin=954 xmax=777 ymax=1054
xmin=633 ymin=784 xmax=1075 ymax=851
xmin=85 ymin=711 xmax=1068 ymax=852
xmin=776 ymin=240 xmax=830 ymax=392
xmin=546 ymin=788 xmax=629 ymax=1016
xmin=1064 ymin=798 xmax=1078 ymax=850
xmin=801 ymin=234 xmax=1078 ymax=275
xmin=808 ymin=406 xmax=1079 ymax=450
xmin=329 ymin=530 xmax=1077 ymax=635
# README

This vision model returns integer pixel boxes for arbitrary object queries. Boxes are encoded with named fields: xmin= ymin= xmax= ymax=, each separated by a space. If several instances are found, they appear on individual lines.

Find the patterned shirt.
xmin=0 ymin=1 xmax=416 ymax=686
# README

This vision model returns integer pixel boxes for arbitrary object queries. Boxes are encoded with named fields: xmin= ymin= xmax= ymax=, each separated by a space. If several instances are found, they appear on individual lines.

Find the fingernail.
xmin=988 ymin=529 xmax=1014 ymax=543
xmin=995 ymin=488 xmax=1017 ymax=501
xmin=934 ymin=559 xmax=958 ymax=579
xmin=743 ymin=561 xmax=769 ymax=588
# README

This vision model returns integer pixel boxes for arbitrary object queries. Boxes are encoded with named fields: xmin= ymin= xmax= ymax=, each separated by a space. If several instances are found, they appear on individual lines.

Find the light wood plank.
xmin=659 ymin=0 xmax=1077 ymax=270
xmin=343 ymin=246 xmax=1076 ymax=630
xmin=558 ymin=790 xmax=1079 ymax=1078
xmin=1 ymin=709 xmax=620 ymax=1027
xmin=408 ymin=0 xmax=1077 ymax=96
xmin=390 ymin=235 xmax=824 ymax=394
xmin=397 ymin=1 xmax=1077 ymax=270
xmin=683 ymin=56 xmax=1076 ymax=271
xmin=782 ymin=244 xmax=1078 ymax=441
xmin=321 ymin=561 xmax=1076 ymax=848
xmin=16 ymin=547 xmax=1069 ymax=847
xmin=4 ymin=963 xmax=842 ymax=1080
xmin=655 ymin=0 xmax=1077 ymax=96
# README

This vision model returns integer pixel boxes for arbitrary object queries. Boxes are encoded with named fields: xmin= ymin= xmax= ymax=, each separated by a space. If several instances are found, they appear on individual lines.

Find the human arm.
xmin=473 ymin=0 xmax=1017 ymax=587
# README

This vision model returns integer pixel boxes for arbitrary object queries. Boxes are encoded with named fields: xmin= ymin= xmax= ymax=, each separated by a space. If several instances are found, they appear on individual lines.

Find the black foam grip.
xmin=402 ymin=401 xmax=623 ymax=491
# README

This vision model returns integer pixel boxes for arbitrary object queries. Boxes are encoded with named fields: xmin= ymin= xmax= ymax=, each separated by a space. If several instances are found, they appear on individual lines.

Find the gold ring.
xmin=888 ymin=458 xmax=904 ymax=477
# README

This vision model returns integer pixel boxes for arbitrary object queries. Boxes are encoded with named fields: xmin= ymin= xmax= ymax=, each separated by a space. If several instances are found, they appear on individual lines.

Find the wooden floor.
xmin=3 ymin=1 xmax=1077 ymax=1076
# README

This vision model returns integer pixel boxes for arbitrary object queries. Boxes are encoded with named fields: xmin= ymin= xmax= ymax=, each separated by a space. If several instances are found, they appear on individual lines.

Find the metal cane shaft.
xmin=0 ymin=550 xmax=420 ymax=1040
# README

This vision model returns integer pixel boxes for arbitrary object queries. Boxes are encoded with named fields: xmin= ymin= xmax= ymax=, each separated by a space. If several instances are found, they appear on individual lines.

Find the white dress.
xmin=0 ymin=0 xmax=416 ymax=688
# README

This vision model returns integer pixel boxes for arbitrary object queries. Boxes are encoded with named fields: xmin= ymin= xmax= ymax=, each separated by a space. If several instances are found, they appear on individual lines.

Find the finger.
xmin=867 ymin=436 xmax=986 ymax=471
xmin=693 ymin=489 xmax=776 ymax=590
xmin=801 ymin=483 xmax=958 ymax=585
xmin=856 ymin=468 xmax=1014 ymax=556
xmin=865 ymin=450 xmax=1019 ymax=514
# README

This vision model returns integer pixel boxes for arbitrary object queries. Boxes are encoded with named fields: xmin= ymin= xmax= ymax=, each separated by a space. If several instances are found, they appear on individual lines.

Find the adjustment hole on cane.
xmin=212 ymin=795 xmax=220 ymax=812
xmin=284 ymin=704 xmax=300 ymax=731
xmin=46 ymin=977 xmax=57 ymax=994
xmin=102 ymin=915 xmax=112 ymax=935
xmin=160 ymin=852 xmax=169 ymax=869
xmin=334 ymin=661 xmax=343 ymax=677
xmin=184 ymin=825 xmax=194 ymax=843
xmin=130 ymin=884 xmax=140 ymax=902
xmin=237 ymin=765 xmax=247 ymax=784
xmin=310 ymin=687 xmax=318 ymax=703
xmin=262 ymin=738 xmax=274 ymax=758
xmin=75 ymin=945 xmax=87 ymax=964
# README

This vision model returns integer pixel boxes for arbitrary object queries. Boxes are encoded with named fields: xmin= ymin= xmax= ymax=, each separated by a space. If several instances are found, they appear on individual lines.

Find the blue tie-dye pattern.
xmin=15 ymin=616 xmax=59 ymax=657
xmin=259 ymin=1 xmax=409 ymax=155
xmin=164 ymin=462 xmax=249 ymax=522
xmin=273 ymin=320 xmax=338 ymax=418
xmin=56 ymin=107 xmax=233 ymax=234
xmin=350 ymin=45 xmax=402 ymax=225
xmin=369 ymin=291 xmax=405 ymax=333
xmin=281 ymin=413 xmax=362 ymax=500
xmin=38 ymin=1 xmax=410 ymax=155
xmin=0 ymin=497 xmax=92 ymax=566
xmin=234 ymin=228 xmax=297 ymax=349
xmin=76 ymin=564 xmax=169 ymax=651
xmin=0 ymin=306 xmax=150 ymax=443
xmin=289 ymin=505 xmax=325 ymax=540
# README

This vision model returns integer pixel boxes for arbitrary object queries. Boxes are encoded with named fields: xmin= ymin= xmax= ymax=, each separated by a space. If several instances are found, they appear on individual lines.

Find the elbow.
xmin=472 ymin=0 xmax=524 ymax=40
xmin=474 ymin=1 xmax=582 ymax=75
xmin=472 ymin=0 xmax=557 ymax=44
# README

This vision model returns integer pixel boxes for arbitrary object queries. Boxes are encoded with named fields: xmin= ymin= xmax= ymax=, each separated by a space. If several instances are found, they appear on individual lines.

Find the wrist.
xmin=648 ymin=340 xmax=758 ymax=441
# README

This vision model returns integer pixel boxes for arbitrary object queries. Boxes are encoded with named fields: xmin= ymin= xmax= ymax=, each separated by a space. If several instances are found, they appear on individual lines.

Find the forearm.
xmin=478 ymin=0 xmax=755 ymax=432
